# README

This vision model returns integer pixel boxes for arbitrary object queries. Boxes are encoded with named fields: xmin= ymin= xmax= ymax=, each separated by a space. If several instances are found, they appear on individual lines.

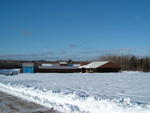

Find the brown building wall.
xmin=96 ymin=62 xmax=121 ymax=72
xmin=98 ymin=62 xmax=120 ymax=69
xmin=36 ymin=68 xmax=81 ymax=73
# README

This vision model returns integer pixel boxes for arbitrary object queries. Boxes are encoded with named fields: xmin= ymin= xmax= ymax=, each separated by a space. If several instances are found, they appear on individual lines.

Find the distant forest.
xmin=99 ymin=55 xmax=150 ymax=72
xmin=0 ymin=55 xmax=150 ymax=72
xmin=0 ymin=60 xmax=53 ymax=69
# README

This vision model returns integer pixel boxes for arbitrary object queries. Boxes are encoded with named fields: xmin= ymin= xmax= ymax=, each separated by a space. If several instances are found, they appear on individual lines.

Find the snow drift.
xmin=0 ymin=73 xmax=150 ymax=113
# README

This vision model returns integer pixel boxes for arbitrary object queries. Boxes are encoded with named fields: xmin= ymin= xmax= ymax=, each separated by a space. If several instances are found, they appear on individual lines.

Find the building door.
xmin=23 ymin=67 xmax=34 ymax=73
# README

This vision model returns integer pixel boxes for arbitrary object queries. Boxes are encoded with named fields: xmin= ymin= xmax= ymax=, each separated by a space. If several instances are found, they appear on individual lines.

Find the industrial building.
xmin=36 ymin=62 xmax=80 ymax=73
xmin=37 ymin=65 xmax=80 ymax=73
xmin=21 ymin=61 xmax=120 ymax=73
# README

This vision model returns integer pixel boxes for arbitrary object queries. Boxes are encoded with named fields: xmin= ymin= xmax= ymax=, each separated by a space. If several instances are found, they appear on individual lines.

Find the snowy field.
xmin=0 ymin=72 xmax=150 ymax=113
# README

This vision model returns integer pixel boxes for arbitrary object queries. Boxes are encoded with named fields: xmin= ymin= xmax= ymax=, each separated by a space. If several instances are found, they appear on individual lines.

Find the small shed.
xmin=22 ymin=63 xmax=34 ymax=73
xmin=10 ymin=69 xmax=21 ymax=75
xmin=0 ymin=69 xmax=21 ymax=76
xmin=79 ymin=61 xmax=121 ymax=73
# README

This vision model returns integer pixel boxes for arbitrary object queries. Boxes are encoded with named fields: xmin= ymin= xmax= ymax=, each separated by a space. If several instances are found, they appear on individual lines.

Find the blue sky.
xmin=0 ymin=0 xmax=150 ymax=60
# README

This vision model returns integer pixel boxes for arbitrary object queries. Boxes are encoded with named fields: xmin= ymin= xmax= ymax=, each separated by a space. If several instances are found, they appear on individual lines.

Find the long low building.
xmin=22 ymin=61 xmax=121 ymax=73
xmin=79 ymin=61 xmax=121 ymax=73
xmin=37 ymin=65 xmax=80 ymax=73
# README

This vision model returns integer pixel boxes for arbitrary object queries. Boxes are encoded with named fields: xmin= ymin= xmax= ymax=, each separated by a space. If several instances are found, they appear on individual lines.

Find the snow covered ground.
xmin=0 ymin=72 xmax=150 ymax=113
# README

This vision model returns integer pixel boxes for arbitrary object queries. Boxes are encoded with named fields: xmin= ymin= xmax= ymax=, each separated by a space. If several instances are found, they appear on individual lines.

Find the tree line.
xmin=99 ymin=55 xmax=150 ymax=72
xmin=0 ymin=56 xmax=150 ymax=72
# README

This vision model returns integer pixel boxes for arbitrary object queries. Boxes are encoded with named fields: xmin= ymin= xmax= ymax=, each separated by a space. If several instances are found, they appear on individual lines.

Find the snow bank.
xmin=0 ymin=73 xmax=150 ymax=113
xmin=121 ymin=71 xmax=142 ymax=73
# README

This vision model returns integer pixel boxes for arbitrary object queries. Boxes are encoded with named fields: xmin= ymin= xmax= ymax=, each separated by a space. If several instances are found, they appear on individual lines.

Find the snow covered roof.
xmin=42 ymin=64 xmax=53 ymax=66
xmin=73 ymin=64 xmax=80 ymax=67
xmin=0 ymin=69 xmax=21 ymax=75
xmin=59 ymin=62 xmax=67 ymax=64
xmin=79 ymin=61 xmax=109 ymax=68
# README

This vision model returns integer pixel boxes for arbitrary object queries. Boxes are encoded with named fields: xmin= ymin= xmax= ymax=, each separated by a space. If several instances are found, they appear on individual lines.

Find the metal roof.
xmin=79 ymin=61 xmax=109 ymax=68
xmin=38 ymin=65 xmax=79 ymax=69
